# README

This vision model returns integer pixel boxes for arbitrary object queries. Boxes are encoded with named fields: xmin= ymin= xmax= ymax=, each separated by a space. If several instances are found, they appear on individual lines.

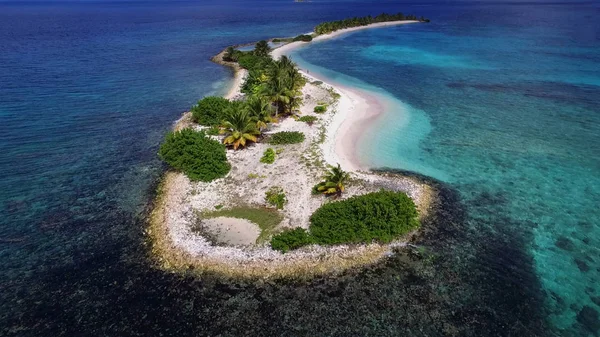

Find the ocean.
xmin=1 ymin=1 xmax=598 ymax=336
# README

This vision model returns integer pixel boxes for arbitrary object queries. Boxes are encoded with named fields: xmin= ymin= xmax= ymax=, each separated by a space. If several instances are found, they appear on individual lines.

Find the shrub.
xmin=265 ymin=186 xmax=286 ymax=209
xmin=158 ymin=129 xmax=230 ymax=182
xmin=298 ymin=115 xmax=318 ymax=126
xmin=271 ymin=228 xmax=313 ymax=253
xmin=191 ymin=96 xmax=230 ymax=126
xmin=314 ymin=105 xmax=327 ymax=114
xmin=293 ymin=34 xmax=313 ymax=42
xmin=238 ymin=54 xmax=270 ymax=70
xmin=260 ymin=148 xmax=276 ymax=164
xmin=310 ymin=190 xmax=419 ymax=245
xmin=267 ymin=131 xmax=305 ymax=145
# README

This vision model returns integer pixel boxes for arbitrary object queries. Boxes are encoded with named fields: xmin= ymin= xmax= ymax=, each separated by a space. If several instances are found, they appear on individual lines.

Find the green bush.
xmin=265 ymin=186 xmax=286 ymax=209
xmin=267 ymin=131 xmax=305 ymax=145
xmin=158 ymin=129 xmax=230 ymax=182
xmin=238 ymin=54 xmax=270 ymax=70
xmin=271 ymin=228 xmax=313 ymax=253
xmin=313 ymin=105 xmax=327 ymax=114
xmin=260 ymin=148 xmax=276 ymax=164
xmin=269 ymin=190 xmax=419 ymax=252
xmin=293 ymin=34 xmax=313 ymax=42
xmin=191 ymin=96 xmax=230 ymax=126
xmin=298 ymin=115 xmax=318 ymax=125
xmin=310 ymin=190 xmax=419 ymax=245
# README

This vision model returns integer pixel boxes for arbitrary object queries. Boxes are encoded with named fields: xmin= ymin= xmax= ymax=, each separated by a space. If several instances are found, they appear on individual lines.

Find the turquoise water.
xmin=292 ymin=3 xmax=600 ymax=334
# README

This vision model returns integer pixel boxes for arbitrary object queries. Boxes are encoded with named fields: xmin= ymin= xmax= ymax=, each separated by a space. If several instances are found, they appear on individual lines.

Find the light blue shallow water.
xmin=292 ymin=3 xmax=600 ymax=334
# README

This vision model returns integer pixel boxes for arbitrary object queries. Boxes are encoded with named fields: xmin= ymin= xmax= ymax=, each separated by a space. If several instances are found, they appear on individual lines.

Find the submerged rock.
xmin=577 ymin=306 xmax=600 ymax=333
xmin=555 ymin=236 xmax=575 ymax=251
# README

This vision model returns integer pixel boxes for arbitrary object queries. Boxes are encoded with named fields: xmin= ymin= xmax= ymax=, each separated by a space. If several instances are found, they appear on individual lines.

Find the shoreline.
xmin=148 ymin=19 xmax=433 ymax=279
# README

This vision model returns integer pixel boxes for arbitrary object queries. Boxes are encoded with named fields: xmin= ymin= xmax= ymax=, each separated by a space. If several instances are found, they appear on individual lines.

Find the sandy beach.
xmin=148 ymin=20 xmax=433 ymax=279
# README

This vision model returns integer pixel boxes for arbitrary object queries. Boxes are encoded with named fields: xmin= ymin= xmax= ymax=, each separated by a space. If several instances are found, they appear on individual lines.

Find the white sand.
xmin=224 ymin=68 xmax=247 ymax=100
xmin=271 ymin=20 xmax=419 ymax=60
xmin=199 ymin=217 xmax=260 ymax=246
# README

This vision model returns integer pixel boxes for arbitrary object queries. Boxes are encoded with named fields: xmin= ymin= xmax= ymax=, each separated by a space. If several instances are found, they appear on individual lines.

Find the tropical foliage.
xmin=265 ymin=186 xmax=286 ymax=209
xmin=254 ymin=40 xmax=271 ymax=57
xmin=191 ymin=96 xmax=231 ymax=126
xmin=260 ymin=148 xmax=276 ymax=164
xmin=314 ymin=13 xmax=427 ymax=35
xmin=270 ymin=191 xmax=419 ymax=252
xmin=312 ymin=164 xmax=350 ymax=196
xmin=293 ymin=34 xmax=313 ymax=42
xmin=270 ymin=228 xmax=313 ymax=253
xmin=267 ymin=131 xmax=305 ymax=145
xmin=158 ymin=129 xmax=230 ymax=182
xmin=220 ymin=103 xmax=261 ymax=150
xmin=313 ymin=105 xmax=327 ymax=114
xmin=297 ymin=115 xmax=318 ymax=126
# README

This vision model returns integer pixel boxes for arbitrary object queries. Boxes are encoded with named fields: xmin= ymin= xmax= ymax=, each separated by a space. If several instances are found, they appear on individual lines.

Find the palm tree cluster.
xmin=314 ymin=12 xmax=425 ymax=35
xmin=220 ymin=54 xmax=305 ymax=150
xmin=313 ymin=164 xmax=350 ymax=196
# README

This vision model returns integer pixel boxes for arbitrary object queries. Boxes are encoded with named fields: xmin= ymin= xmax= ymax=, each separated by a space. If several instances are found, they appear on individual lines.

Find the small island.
xmin=148 ymin=13 xmax=434 ymax=279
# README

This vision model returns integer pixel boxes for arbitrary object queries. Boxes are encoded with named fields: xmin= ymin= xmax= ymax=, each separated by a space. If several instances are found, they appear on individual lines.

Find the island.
xmin=148 ymin=13 xmax=435 ymax=279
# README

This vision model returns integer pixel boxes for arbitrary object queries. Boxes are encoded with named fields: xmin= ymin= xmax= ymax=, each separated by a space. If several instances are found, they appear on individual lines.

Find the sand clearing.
xmin=199 ymin=217 xmax=260 ymax=246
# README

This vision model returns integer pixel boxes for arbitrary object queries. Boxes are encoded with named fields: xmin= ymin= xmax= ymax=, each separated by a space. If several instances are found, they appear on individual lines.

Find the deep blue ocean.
xmin=1 ymin=1 xmax=598 ymax=336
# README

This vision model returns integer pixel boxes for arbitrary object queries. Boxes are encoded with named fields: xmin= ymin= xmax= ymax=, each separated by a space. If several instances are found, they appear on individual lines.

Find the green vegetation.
xmin=297 ymin=115 xmax=318 ymax=126
xmin=158 ymin=129 xmax=230 ymax=182
xmin=265 ymin=186 xmax=286 ymax=209
xmin=293 ymin=34 xmax=313 ymax=42
xmin=312 ymin=164 xmax=350 ymax=196
xmin=314 ymin=12 xmax=427 ymax=35
xmin=270 ymin=228 xmax=313 ymax=253
xmin=313 ymin=105 xmax=327 ymax=114
xmin=267 ymin=131 xmax=305 ymax=145
xmin=254 ymin=40 xmax=271 ymax=57
xmin=203 ymin=206 xmax=284 ymax=244
xmin=260 ymin=148 xmax=276 ymax=164
xmin=270 ymin=190 xmax=419 ymax=252
xmin=191 ymin=96 xmax=231 ymax=126
xmin=220 ymin=103 xmax=261 ymax=150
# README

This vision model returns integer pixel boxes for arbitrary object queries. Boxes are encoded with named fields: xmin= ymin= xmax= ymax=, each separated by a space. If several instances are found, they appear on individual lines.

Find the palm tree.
xmin=220 ymin=103 xmax=261 ymax=150
xmin=259 ymin=77 xmax=292 ymax=116
xmin=314 ymin=164 xmax=350 ymax=196
xmin=245 ymin=96 xmax=276 ymax=131
xmin=254 ymin=40 xmax=271 ymax=57
xmin=223 ymin=46 xmax=237 ymax=62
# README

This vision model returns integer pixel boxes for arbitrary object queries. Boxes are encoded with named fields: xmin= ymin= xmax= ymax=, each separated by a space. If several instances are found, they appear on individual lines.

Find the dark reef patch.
xmin=1 ymin=169 xmax=551 ymax=337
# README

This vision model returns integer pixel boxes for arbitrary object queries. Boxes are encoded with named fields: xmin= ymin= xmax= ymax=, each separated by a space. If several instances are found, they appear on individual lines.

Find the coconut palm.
xmin=254 ymin=40 xmax=271 ymax=57
xmin=259 ymin=77 xmax=293 ymax=116
xmin=313 ymin=164 xmax=350 ymax=196
xmin=220 ymin=103 xmax=261 ymax=150
xmin=245 ymin=96 xmax=276 ymax=130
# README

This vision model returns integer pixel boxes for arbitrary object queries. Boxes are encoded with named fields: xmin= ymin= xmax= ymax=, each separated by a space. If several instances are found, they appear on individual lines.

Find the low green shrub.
xmin=265 ymin=186 xmax=286 ymax=209
xmin=310 ymin=190 xmax=419 ymax=245
xmin=293 ymin=34 xmax=313 ymax=42
xmin=206 ymin=126 xmax=220 ymax=136
xmin=269 ymin=190 xmax=419 ymax=252
xmin=238 ymin=53 xmax=270 ymax=70
xmin=314 ymin=105 xmax=327 ymax=114
xmin=267 ymin=131 xmax=305 ymax=145
xmin=158 ymin=129 xmax=230 ymax=182
xmin=298 ymin=115 xmax=318 ymax=126
xmin=270 ymin=228 xmax=313 ymax=253
xmin=191 ymin=96 xmax=231 ymax=126
xmin=260 ymin=148 xmax=276 ymax=164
